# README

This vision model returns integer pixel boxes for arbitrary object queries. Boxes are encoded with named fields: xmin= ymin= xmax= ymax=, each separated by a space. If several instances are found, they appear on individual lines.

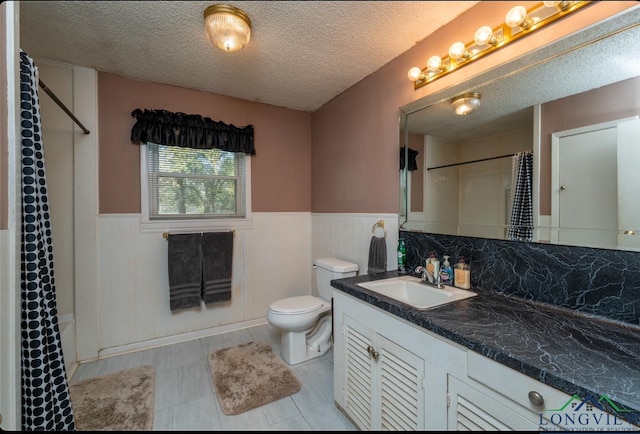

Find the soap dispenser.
xmin=454 ymin=256 xmax=471 ymax=289
xmin=440 ymin=255 xmax=453 ymax=286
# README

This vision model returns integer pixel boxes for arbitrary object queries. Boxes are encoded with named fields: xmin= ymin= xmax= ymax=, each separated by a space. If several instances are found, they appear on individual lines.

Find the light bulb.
xmin=407 ymin=67 xmax=423 ymax=82
xmin=427 ymin=55 xmax=443 ymax=72
xmin=474 ymin=26 xmax=496 ymax=46
xmin=544 ymin=0 xmax=573 ymax=10
xmin=505 ymin=5 xmax=529 ymax=28
xmin=448 ymin=42 xmax=468 ymax=61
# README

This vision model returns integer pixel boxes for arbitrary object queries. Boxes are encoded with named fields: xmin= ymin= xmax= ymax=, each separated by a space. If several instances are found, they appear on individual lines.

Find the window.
xmin=143 ymin=142 xmax=249 ymax=222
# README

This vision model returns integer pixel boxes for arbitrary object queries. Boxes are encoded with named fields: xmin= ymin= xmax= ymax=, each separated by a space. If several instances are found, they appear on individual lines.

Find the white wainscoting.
xmin=96 ymin=212 xmax=313 ymax=356
xmin=92 ymin=212 xmax=398 ymax=359
xmin=311 ymin=213 xmax=399 ymax=288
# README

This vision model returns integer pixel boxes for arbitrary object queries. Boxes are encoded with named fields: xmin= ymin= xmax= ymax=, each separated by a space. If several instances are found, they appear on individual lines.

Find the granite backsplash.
xmin=400 ymin=230 xmax=640 ymax=327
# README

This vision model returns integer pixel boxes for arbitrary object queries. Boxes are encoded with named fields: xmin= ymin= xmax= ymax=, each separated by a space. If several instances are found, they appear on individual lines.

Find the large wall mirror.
xmin=399 ymin=5 xmax=640 ymax=252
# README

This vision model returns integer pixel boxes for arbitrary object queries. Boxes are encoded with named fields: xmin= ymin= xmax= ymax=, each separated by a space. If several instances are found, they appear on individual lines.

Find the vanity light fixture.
xmin=407 ymin=67 xmax=424 ymax=82
xmin=451 ymin=93 xmax=481 ymax=116
xmin=204 ymin=4 xmax=252 ymax=53
xmin=505 ymin=5 xmax=533 ymax=29
xmin=408 ymin=1 xmax=590 ymax=89
xmin=448 ymin=42 xmax=470 ymax=61
xmin=427 ymin=55 xmax=447 ymax=73
xmin=474 ymin=26 xmax=499 ymax=46
xmin=543 ymin=1 xmax=577 ymax=11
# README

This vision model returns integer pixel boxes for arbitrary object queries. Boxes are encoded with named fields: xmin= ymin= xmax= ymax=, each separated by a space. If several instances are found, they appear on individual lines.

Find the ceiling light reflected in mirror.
xmin=451 ymin=93 xmax=481 ymax=116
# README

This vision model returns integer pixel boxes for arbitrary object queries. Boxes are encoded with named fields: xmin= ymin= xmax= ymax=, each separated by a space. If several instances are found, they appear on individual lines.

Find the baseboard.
xmin=93 ymin=318 xmax=270 ymax=360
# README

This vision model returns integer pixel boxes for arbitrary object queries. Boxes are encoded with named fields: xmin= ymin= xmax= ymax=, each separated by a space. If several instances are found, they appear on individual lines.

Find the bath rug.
xmin=69 ymin=365 xmax=155 ymax=430
xmin=208 ymin=341 xmax=301 ymax=415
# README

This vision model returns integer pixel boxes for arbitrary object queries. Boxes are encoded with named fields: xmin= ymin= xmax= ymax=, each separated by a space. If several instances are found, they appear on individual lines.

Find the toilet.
xmin=267 ymin=257 xmax=358 ymax=365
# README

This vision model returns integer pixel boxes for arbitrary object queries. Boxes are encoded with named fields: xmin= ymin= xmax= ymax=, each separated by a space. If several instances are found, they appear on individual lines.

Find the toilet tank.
xmin=315 ymin=257 xmax=358 ymax=300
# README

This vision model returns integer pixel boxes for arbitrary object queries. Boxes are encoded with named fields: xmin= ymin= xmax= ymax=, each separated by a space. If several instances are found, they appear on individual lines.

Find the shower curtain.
xmin=20 ymin=50 xmax=75 ymax=430
xmin=507 ymin=151 xmax=534 ymax=242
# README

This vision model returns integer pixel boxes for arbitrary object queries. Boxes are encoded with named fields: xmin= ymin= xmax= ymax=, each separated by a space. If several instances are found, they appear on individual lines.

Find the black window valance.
xmin=130 ymin=108 xmax=255 ymax=155
xmin=400 ymin=147 xmax=419 ymax=171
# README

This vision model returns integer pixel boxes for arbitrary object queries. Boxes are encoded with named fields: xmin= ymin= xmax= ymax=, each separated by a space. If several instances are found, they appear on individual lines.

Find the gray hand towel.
xmin=202 ymin=231 xmax=233 ymax=304
xmin=167 ymin=233 xmax=203 ymax=311
xmin=367 ymin=235 xmax=387 ymax=274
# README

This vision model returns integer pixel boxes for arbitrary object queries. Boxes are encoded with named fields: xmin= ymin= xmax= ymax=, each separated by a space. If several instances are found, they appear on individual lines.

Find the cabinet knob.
xmin=366 ymin=345 xmax=380 ymax=361
xmin=528 ymin=390 xmax=545 ymax=406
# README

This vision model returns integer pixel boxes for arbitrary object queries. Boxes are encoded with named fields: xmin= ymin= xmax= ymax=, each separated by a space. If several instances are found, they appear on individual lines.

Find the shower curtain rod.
xmin=38 ymin=79 xmax=90 ymax=134
xmin=427 ymin=153 xmax=515 ymax=171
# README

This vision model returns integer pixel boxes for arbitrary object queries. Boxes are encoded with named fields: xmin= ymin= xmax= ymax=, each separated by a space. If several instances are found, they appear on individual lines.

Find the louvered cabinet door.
xmin=377 ymin=334 xmax=426 ymax=431
xmin=343 ymin=316 xmax=376 ymax=430
xmin=447 ymin=375 xmax=540 ymax=431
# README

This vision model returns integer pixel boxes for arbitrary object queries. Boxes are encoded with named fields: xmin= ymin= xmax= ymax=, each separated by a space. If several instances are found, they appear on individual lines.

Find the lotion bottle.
xmin=454 ymin=256 xmax=471 ymax=289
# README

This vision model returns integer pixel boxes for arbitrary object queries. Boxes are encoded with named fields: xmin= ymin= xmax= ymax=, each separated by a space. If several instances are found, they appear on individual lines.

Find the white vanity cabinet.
xmin=333 ymin=290 xmax=466 ymax=431
xmin=332 ymin=289 xmax=640 ymax=432
xmin=341 ymin=314 xmax=426 ymax=430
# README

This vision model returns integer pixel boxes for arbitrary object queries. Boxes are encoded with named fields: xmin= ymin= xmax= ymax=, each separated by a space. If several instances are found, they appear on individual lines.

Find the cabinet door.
xmin=342 ymin=315 xmax=427 ymax=431
xmin=343 ymin=315 xmax=375 ymax=430
xmin=448 ymin=375 xmax=540 ymax=431
xmin=378 ymin=334 xmax=426 ymax=430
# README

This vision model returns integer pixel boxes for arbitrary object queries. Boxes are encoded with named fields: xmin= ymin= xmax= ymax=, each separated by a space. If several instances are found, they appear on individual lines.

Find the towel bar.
xmin=163 ymin=230 xmax=235 ymax=240
xmin=372 ymin=220 xmax=385 ymax=237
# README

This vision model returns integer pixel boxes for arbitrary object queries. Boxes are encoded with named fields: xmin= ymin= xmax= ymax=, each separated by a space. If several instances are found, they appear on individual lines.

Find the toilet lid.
xmin=269 ymin=296 xmax=325 ymax=314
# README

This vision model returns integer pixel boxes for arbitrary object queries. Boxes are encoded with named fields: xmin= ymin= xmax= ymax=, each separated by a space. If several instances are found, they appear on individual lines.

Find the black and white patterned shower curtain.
xmin=20 ymin=49 xmax=75 ymax=431
xmin=507 ymin=151 xmax=534 ymax=241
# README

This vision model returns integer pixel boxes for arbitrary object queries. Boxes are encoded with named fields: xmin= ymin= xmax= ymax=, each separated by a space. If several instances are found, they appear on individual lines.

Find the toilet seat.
xmin=269 ymin=295 xmax=326 ymax=315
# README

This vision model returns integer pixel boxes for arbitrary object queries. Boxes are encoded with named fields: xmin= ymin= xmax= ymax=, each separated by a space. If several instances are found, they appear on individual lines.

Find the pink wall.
xmin=1 ymin=3 xmax=7 ymax=229
xmin=98 ymin=73 xmax=312 ymax=214
xmin=91 ymin=1 xmax=637 ymax=216
xmin=311 ymin=1 xmax=634 ymax=214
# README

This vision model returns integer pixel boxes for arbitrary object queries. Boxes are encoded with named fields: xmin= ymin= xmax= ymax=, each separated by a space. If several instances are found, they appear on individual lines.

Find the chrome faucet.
xmin=414 ymin=265 xmax=444 ymax=289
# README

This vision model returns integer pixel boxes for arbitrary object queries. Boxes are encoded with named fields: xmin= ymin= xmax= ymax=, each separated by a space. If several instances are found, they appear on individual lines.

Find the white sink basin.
xmin=357 ymin=275 xmax=477 ymax=310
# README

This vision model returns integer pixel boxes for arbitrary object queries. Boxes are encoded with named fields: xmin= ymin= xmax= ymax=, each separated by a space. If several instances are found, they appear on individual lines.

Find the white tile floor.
xmin=70 ymin=323 xmax=356 ymax=431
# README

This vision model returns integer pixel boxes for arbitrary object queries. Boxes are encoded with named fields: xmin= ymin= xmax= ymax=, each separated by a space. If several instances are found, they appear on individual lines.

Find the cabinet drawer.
xmin=467 ymin=351 xmax=568 ymax=415
xmin=448 ymin=375 xmax=539 ymax=431
xmin=467 ymin=351 xmax=640 ymax=431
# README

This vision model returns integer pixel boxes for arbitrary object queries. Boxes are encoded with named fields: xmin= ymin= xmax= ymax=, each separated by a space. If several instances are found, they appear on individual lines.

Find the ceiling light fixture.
xmin=451 ymin=93 xmax=481 ymax=116
xmin=203 ymin=4 xmax=252 ymax=53
xmin=407 ymin=1 xmax=590 ymax=89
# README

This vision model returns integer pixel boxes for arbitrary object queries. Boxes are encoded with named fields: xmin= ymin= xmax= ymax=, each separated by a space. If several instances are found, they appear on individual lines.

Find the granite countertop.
xmin=331 ymin=271 xmax=640 ymax=425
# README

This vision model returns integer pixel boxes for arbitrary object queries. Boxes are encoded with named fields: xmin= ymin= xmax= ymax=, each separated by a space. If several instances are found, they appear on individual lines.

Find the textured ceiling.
xmin=19 ymin=1 xmax=479 ymax=112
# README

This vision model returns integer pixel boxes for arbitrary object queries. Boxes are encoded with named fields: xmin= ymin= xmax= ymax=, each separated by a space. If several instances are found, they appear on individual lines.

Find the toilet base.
xmin=280 ymin=314 xmax=332 ymax=365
